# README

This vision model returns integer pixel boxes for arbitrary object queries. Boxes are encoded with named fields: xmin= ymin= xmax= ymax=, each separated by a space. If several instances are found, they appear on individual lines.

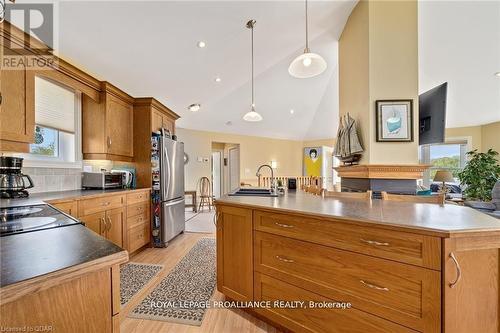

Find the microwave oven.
xmin=82 ymin=172 xmax=124 ymax=189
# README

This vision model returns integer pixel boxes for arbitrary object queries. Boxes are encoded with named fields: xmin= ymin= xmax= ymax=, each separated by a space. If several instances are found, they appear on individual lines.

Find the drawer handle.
xmin=274 ymin=222 xmax=294 ymax=229
xmin=360 ymin=280 xmax=389 ymax=292
xmin=102 ymin=202 xmax=111 ymax=206
xmin=275 ymin=255 xmax=295 ymax=263
xmin=360 ymin=239 xmax=389 ymax=247
xmin=449 ymin=252 xmax=462 ymax=288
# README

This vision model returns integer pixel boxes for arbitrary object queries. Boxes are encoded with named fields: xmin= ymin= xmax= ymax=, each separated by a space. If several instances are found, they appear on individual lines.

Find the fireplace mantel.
xmin=334 ymin=164 xmax=430 ymax=180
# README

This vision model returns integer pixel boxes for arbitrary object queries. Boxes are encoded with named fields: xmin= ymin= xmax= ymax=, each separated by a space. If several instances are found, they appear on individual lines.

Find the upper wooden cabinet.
xmin=0 ymin=46 xmax=34 ymax=153
xmin=83 ymin=82 xmax=134 ymax=161
xmin=133 ymin=97 xmax=180 ymax=188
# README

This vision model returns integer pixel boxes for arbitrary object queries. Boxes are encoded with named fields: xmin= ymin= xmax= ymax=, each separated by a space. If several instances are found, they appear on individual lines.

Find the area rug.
xmin=120 ymin=262 xmax=163 ymax=306
xmin=129 ymin=238 xmax=216 ymax=326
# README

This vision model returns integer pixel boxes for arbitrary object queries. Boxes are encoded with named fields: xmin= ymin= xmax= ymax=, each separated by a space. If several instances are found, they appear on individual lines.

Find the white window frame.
xmin=17 ymin=81 xmax=83 ymax=169
xmin=419 ymin=136 xmax=471 ymax=188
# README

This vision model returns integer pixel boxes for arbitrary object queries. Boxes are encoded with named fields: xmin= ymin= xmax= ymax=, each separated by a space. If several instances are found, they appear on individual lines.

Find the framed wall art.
xmin=375 ymin=100 xmax=414 ymax=142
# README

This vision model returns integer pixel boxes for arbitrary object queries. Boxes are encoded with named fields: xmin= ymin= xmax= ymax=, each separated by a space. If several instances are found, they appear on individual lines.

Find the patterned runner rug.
xmin=120 ymin=262 xmax=163 ymax=306
xmin=129 ymin=238 xmax=216 ymax=326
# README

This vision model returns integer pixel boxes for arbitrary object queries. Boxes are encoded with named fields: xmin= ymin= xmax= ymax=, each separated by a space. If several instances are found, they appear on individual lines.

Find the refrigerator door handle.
xmin=163 ymin=197 xmax=185 ymax=207
xmin=162 ymin=145 xmax=172 ymax=199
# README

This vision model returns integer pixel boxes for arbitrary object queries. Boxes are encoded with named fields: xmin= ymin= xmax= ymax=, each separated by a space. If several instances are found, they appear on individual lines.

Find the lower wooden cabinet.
xmin=216 ymin=205 xmax=254 ymax=301
xmin=76 ymin=190 xmax=150 ymax=251
xmin=49 ymin=199 xmax=78 ymax=218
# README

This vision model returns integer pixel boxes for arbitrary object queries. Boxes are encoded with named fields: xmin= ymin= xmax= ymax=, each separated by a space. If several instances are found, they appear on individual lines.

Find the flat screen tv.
xmin=419 ymin=82 xmax=448 ymax=145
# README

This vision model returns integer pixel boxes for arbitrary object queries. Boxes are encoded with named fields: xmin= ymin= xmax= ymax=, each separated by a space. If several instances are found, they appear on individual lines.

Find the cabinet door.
xmin=0 ymin=47 xmax=33 ymax=148
xmin=106 ymin=207 xmax=124 ymax=247
xmin=151 ymin=110 xmax=163 ymax=133
xmin=50 ymin=200 xmax=78 ymax=218
xmin=105 ymin=93 xmax=133 ymax=157
xmin=216 ymin=205 xmax=253 ymax=301
xmin=162 ymin=115 xmax=175 ymax=135
xmin=80 ymin=212 xmax=106 ymax=236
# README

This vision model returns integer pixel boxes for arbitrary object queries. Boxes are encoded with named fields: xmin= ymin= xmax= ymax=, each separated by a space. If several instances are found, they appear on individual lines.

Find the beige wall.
xmin=303 ymin=138 xmax=336 ymax=148
xmin=177 ymin=128 xmax=304 ymax=192
xmin=445 ymin=121 xmax=500 ymax=153
xmin=339 ymin=0 xmax=419 ymax=164
xmin=481 ymin=121 xmax=500 ymax=153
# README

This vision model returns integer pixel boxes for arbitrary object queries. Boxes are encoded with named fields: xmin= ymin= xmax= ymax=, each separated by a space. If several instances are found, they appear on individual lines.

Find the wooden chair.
xmin=381 ymin=191 xmax=445 ymax=205
xmin=323 ymin=190 xmax=372 ymax=200
xmin=306 ymin=185 xmax=323 ymax=196
xmin=197 ymin=177 xmax=213 ymax=212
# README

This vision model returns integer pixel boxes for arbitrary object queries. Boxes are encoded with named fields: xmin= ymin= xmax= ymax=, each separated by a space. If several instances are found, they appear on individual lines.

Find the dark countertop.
xmin=0 ymin=188 xmax=150 ymax=208
xmin=0 ymin=224 xmax=125 ymax=288
xmin=216 ymin=191 xmax=500 ymax=237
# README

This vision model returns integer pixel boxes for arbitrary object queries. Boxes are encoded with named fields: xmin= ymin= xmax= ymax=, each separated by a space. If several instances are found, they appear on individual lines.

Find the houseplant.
xmin=458 ymin=149 xmax=500 ymax=201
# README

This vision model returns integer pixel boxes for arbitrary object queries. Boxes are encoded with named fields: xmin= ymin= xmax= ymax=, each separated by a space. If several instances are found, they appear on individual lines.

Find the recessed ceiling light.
xmin=197 ymin=41 xmax=206 ymax=48
xmin=214 ymin=77 xmax=221 ymax=83
xmin=495 ymin=72 xmax=500 ymax=77
xmin=225 ymin=121 xmax=232 ymax=126
xmin=188 ymin=103 xmax=201 ymax=112
xmin=290 ymin=109 xmax=295 ymax=114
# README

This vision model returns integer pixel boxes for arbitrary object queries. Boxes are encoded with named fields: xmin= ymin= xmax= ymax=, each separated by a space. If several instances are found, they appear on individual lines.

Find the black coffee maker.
xmin=0 ymin=156 xmax=34 ymax=198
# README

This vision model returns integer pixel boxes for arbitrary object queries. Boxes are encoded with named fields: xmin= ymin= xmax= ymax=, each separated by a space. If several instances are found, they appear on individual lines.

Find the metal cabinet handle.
xmin=106 ymin=217 xmax=112 ymax=231
xmin=360 ymin=280 xmax=389 ymax=292
xmin=99 ymin=217 xmax=105 ymax=233
xmin=276 ymin=255 xmax=295 ymax=263
xmin=102 ymin=201 xmax=111 ymax=206
xmin=360 ymin=239 xmax=390 ymax=246
xmin=107 ymin=136 xmax=112 ymax=147
xmin=274 ymin=222 xmax=294 ymax=228
xmin=449 ymin=252 xmax=462 ymax=288
xmin=214 ymin=210 xmax=222 ymax=228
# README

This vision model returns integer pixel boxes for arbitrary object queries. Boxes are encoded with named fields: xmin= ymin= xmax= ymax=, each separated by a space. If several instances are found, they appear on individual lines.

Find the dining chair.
xmin=323 ymin=190 xmax=372 ymax=200
xmin=381 ymin=191 xmax=445 ymax=205
xmin=197 ymin=177 xmax=213 ymax=211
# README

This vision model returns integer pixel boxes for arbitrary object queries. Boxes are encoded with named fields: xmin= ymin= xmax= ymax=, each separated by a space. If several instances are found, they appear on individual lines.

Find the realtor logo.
xmin=3 ymin=2 xmax=54 ymax=51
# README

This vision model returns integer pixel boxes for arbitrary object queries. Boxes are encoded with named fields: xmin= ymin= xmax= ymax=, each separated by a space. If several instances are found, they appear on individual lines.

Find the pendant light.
xmin=243 ymin=19 xmax=263 ymax=122
xmin=288 ymin=0 xmax=327 ymax=79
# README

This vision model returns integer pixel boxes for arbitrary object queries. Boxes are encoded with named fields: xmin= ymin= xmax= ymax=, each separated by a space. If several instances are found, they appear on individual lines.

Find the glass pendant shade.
xmin=288 ymin=51 xmax=327 ymax=78
xmin=243 ymin=105 xmax=263 ymax=122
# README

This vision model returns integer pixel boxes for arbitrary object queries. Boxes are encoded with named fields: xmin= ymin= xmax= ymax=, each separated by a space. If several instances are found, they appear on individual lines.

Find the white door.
xmin=211 ymin=151 xmax=222 ymax=199
xmin=228 ymin=146 xmax=240 ymax=192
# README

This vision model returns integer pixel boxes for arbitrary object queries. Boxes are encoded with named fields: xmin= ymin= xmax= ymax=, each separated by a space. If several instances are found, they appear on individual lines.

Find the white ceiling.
xmin=51 ymin=0 xmax=355 ymax=141
xmin=419 ymin=0 xmax=500 ymax=128
xmin=11 ymin=1 xmax=499 ymax=139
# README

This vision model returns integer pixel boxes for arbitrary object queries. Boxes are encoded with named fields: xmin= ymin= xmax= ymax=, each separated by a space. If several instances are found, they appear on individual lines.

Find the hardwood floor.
xmin=120 ymin=232 xmax=280 ymax=333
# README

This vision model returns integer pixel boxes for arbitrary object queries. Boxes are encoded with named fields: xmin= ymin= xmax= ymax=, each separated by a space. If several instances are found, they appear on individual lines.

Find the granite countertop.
xmin=0 ymin=188 xmax=150 ymax=208
xmin=216 ymin=191 xmax=500 ymax=237
xmin=0 ymin=224 xmax=126 ymax=288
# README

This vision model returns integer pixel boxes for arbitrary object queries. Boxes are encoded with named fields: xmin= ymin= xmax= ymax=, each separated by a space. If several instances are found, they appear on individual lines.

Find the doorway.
xmin=228 ymin=145 xmax=240 ymax=192
xmin=211 ymin=151 xmax=222 ymax=199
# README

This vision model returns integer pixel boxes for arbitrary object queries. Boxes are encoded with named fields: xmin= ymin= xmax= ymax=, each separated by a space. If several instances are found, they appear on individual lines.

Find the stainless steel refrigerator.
xmin=151 ymin=134 xmax=185 ymax=247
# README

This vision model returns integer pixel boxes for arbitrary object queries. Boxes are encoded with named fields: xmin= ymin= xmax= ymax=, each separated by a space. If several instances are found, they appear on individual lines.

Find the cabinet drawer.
xmin=78 ymin=194 xmax=125 ymax=216
xmin=128 ymin=223 xmax=150 ymax=253
xmin=127 ymin=191 xmax=150 ymax=205
xmin=127 ymin=202 xmax=149 ymax=218
xmin=254 ymin=272 xmax=418 ymax=333
xmin=254 ymin=210 xmax=441 ymax=270
xmin=127 ymin=210 xmax=150 ymax=230
xmin=254 ymin=232 xmax=440 ymax=332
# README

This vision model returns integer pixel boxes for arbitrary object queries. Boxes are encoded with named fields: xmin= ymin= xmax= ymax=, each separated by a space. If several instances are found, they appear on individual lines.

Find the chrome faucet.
xmin=256 ymin=164 xmax=277 ymax=193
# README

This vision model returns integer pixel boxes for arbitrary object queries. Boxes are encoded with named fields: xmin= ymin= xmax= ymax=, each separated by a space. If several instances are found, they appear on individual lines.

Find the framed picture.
xmin=375 ymin=100 xmax=413 ymax=142
xmin=303 ymin=147 xmax=322 ymax=177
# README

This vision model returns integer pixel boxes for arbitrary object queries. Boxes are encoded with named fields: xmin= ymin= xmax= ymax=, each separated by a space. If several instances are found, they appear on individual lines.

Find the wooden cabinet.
xmin=133 ymin=98 xmax=179 ymax=188
xmin=83 ymin=82 xmax=134 ymax=161
xmin=76 ymin=190 xmax=150 ymax=252
xmin=0 ymin=46 xmax=34 ymax=153
xmin=216 ymin=205 xmax=254 ymax=301
xmin=48 ymin=199 xmax=78 ymax=218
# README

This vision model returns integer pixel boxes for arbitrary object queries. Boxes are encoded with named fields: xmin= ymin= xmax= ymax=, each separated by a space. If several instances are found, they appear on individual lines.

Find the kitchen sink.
xmin=228 ymin=187 xmax=279 ymax=197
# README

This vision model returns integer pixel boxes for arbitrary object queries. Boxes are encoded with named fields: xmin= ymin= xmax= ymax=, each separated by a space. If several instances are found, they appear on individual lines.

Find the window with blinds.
xmin=26 ymin=76 xmax=81 ymax=164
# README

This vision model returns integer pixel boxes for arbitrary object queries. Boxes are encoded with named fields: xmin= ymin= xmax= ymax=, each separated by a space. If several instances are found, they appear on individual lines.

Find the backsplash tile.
xmin=22 ymin=167 xmax=82 ymax=193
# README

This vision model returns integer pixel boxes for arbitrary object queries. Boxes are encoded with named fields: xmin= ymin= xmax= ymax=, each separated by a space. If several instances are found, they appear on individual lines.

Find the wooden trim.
xmin=334 ymin=164 xmax=431 ymax=179
xmin=102 ymin=81 xmax=134 ymax=104
xmin=1 ymin=21 xmax=101 ymax=96
xmin=0 ymin=250 xmax=128 ymax=305
xmin=83 ymin=153 xmax=133 ymax=162
xmin=111 ymin=265 xmax=120 ymax=316
xmin=0 ymin=139 xmax=29 ymax=152
xmin=134 ymin=97 xmax=180 ymax=120
xmin=34 ymin=68 xmax=100 ymax=101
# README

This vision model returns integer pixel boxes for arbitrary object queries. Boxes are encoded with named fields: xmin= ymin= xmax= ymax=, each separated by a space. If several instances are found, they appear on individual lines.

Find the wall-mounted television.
xmin=419 ymin=82 xmax=448 ymax=145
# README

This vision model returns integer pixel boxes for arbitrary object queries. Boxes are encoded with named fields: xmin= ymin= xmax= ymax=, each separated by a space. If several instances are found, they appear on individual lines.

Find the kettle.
xmin=0 ymin=173 xmax=34 ymax=191
xmin=111 ymin=169 xmax=134 ymax=188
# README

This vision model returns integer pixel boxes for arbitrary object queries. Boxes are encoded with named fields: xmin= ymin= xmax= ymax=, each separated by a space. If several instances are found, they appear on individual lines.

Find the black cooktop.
xmin=0 ymin=204 xmax=81 ymax=236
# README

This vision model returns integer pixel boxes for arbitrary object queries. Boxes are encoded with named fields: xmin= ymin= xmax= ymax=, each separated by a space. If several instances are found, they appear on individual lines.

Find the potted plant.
xmin=458 ymin=149 xmax=500 ymax=201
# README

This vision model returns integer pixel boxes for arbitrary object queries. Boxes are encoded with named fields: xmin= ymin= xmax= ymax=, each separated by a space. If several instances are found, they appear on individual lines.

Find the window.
xmin=20 ymin=76 xmax=82 ymax=168
xmin=420 ymin=141 xmax=469 ymax=187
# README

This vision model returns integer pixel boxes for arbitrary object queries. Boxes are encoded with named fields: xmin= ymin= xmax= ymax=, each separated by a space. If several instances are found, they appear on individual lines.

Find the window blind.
xmin=35 ymin=76 xmax=76 ymax=133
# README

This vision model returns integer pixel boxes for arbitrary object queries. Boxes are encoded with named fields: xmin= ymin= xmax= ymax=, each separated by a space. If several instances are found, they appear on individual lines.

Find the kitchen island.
xmin=215 ymin=191 xmax=500 ymax=333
